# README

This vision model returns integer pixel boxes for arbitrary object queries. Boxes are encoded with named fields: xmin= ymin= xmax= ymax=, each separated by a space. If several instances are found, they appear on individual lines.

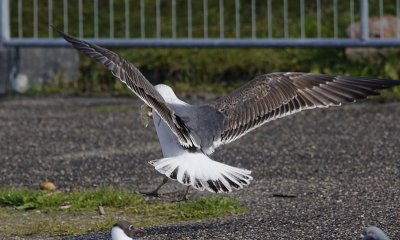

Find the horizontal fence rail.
xmin=1 ymin=0 xmax=400 ymax=48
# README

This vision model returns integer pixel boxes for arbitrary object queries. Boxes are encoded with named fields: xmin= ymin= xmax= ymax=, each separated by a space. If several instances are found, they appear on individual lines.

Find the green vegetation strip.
xmin=0 ymin=187 xmax=245 ymax=238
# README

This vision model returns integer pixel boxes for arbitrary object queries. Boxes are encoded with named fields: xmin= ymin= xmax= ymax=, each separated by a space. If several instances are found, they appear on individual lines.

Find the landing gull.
xmin=60 ymin=31 xmax=400 ymax=194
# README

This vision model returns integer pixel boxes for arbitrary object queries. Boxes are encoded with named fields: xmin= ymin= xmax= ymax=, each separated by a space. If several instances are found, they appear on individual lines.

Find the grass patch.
xmin=0 ymin=187 xmax=245 ymax=238
xmin=9 ymin=47 xmax=400 ymax=101
xmin=0 ymin=187 xmax=142 ymax=211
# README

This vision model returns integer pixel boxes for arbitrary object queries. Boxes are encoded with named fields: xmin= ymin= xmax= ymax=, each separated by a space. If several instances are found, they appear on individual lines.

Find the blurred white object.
xmin=11 ymin=73 xmax=29 ymax=93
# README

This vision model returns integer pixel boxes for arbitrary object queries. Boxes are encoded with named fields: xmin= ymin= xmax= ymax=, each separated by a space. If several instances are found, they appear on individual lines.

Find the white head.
xmin=111 ymin=221 xmax=144 ymax=240
xmin=111 ymin=226 xmax=132 ymax=240
xmin=154 ymin=84 xmax=181 ymax=103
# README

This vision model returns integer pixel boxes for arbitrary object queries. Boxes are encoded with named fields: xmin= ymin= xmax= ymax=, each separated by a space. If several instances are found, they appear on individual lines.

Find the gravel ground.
xmin=1 ymin=97 xmax=399 ymax=240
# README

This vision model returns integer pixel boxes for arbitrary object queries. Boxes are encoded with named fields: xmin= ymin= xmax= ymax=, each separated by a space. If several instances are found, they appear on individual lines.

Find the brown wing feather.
xmin=60 ymin=31 xmax=193 ymax=147
xmin=210 ymin=72 xmax=399 ymax=145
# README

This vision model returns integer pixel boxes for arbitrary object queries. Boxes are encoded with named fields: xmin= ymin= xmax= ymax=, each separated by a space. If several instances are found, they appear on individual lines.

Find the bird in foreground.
xmin=60 ymin=31 xmax=400 ymax=195
xmin=359 ymin=226 xmax=391 ymax=240
xmin=111 ymin=221 xmax=144 ymax=240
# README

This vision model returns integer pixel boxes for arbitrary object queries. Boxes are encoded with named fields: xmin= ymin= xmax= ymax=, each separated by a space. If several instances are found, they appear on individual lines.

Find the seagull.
xmin=111 ymin=221 xmax=144 ymax=240
xmin=359 ymin=226 xmax=391 ymax=240
xmin=60 ymin=31 xmax=400 ymax=194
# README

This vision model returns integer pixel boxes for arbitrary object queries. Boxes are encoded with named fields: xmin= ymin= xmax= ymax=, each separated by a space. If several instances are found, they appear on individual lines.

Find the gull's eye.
xmin=128 ymin=225 xmax=134 ymax=231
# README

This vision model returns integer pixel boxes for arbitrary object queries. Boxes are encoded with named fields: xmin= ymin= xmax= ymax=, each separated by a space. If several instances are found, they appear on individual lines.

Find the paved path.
xmin=1 ymin=97 xmax=399 ymax=239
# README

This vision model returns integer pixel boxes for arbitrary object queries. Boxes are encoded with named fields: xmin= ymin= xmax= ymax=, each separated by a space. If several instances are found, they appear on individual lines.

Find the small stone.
xmin=39 ymin=181 xmax=56 ymax=191
xmin=98 ymin=206 xmax=106 ymax=215
xmin=59 ymin=204 xmax=71 ymax=210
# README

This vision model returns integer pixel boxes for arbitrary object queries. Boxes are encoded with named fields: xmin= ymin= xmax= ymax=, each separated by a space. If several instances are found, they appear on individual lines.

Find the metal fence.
xmin=1 ymin=0 xmax=400 ymax=48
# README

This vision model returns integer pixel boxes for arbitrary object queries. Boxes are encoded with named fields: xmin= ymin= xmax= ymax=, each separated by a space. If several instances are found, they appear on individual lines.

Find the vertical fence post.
xmin=0 ymin=0 xmax=11 ymax=94
xmin=360 ymin=0 xmax=369 ymax=41
xmin=0 ymin=0 xmax=10 ymax=47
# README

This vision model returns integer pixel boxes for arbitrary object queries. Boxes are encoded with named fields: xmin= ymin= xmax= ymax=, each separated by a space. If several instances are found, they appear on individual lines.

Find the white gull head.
xmin=154 ymin=84 xmax=183 ymax=104
xmin=111 ymin=226 xmax=132 ymax=240
xmin=111 ymin=221 xmax=144 ymax=240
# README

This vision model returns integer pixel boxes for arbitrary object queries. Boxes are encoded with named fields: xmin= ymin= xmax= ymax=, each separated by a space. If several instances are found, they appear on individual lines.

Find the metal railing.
xmin=1 ymin=0 xmax=400 ymax=48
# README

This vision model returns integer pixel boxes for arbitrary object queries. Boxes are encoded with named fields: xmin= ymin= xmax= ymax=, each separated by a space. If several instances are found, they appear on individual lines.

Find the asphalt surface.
xmin=1 ymin=97 xmax=399 ymax=240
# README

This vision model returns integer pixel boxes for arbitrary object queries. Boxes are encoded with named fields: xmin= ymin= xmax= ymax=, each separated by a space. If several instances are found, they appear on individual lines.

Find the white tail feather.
xmin=149 ymin=152 xmax=252 ymax=193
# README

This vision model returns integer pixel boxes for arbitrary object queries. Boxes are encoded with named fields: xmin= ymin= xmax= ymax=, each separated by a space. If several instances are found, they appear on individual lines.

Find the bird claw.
xmin=179 ymin=194 xmax=189 ymax=202
xmin=178 ymin=186 xmax=191 ymax=201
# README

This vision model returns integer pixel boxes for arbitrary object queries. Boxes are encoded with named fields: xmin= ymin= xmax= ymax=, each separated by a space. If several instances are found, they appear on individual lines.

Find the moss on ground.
xmin=0 ymin=187 xmax=245 ymax=238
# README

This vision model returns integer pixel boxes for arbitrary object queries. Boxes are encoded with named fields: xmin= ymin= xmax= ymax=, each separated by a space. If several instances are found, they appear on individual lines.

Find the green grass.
xmin=0 ymin=187 xmax=143 ymax=211
xmin=19 ymin=47 xmax=400 ymax=101
xmin=9 ymin=1 xmax=400 ymax=39
xmin=0 ymin=187 xmax=245 ymax=238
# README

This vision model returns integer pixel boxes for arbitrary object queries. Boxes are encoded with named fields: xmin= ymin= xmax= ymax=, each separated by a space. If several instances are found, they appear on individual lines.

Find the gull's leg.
xmin=140 ymin=176 xmax=168 ymax=197
xmin=179 ymin=186 xmax=191 ymax=201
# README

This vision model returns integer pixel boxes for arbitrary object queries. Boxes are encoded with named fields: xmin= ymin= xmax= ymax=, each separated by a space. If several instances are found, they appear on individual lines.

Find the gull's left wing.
xmin=59 ymin=31 xmax=194 ymax=147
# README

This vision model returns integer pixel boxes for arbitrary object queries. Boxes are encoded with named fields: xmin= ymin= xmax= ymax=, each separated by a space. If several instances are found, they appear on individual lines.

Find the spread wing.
xmin=209 ymin=72 xmax=399 ymax=146
xmin=59 ymin=31 xmax=194 ymax=147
